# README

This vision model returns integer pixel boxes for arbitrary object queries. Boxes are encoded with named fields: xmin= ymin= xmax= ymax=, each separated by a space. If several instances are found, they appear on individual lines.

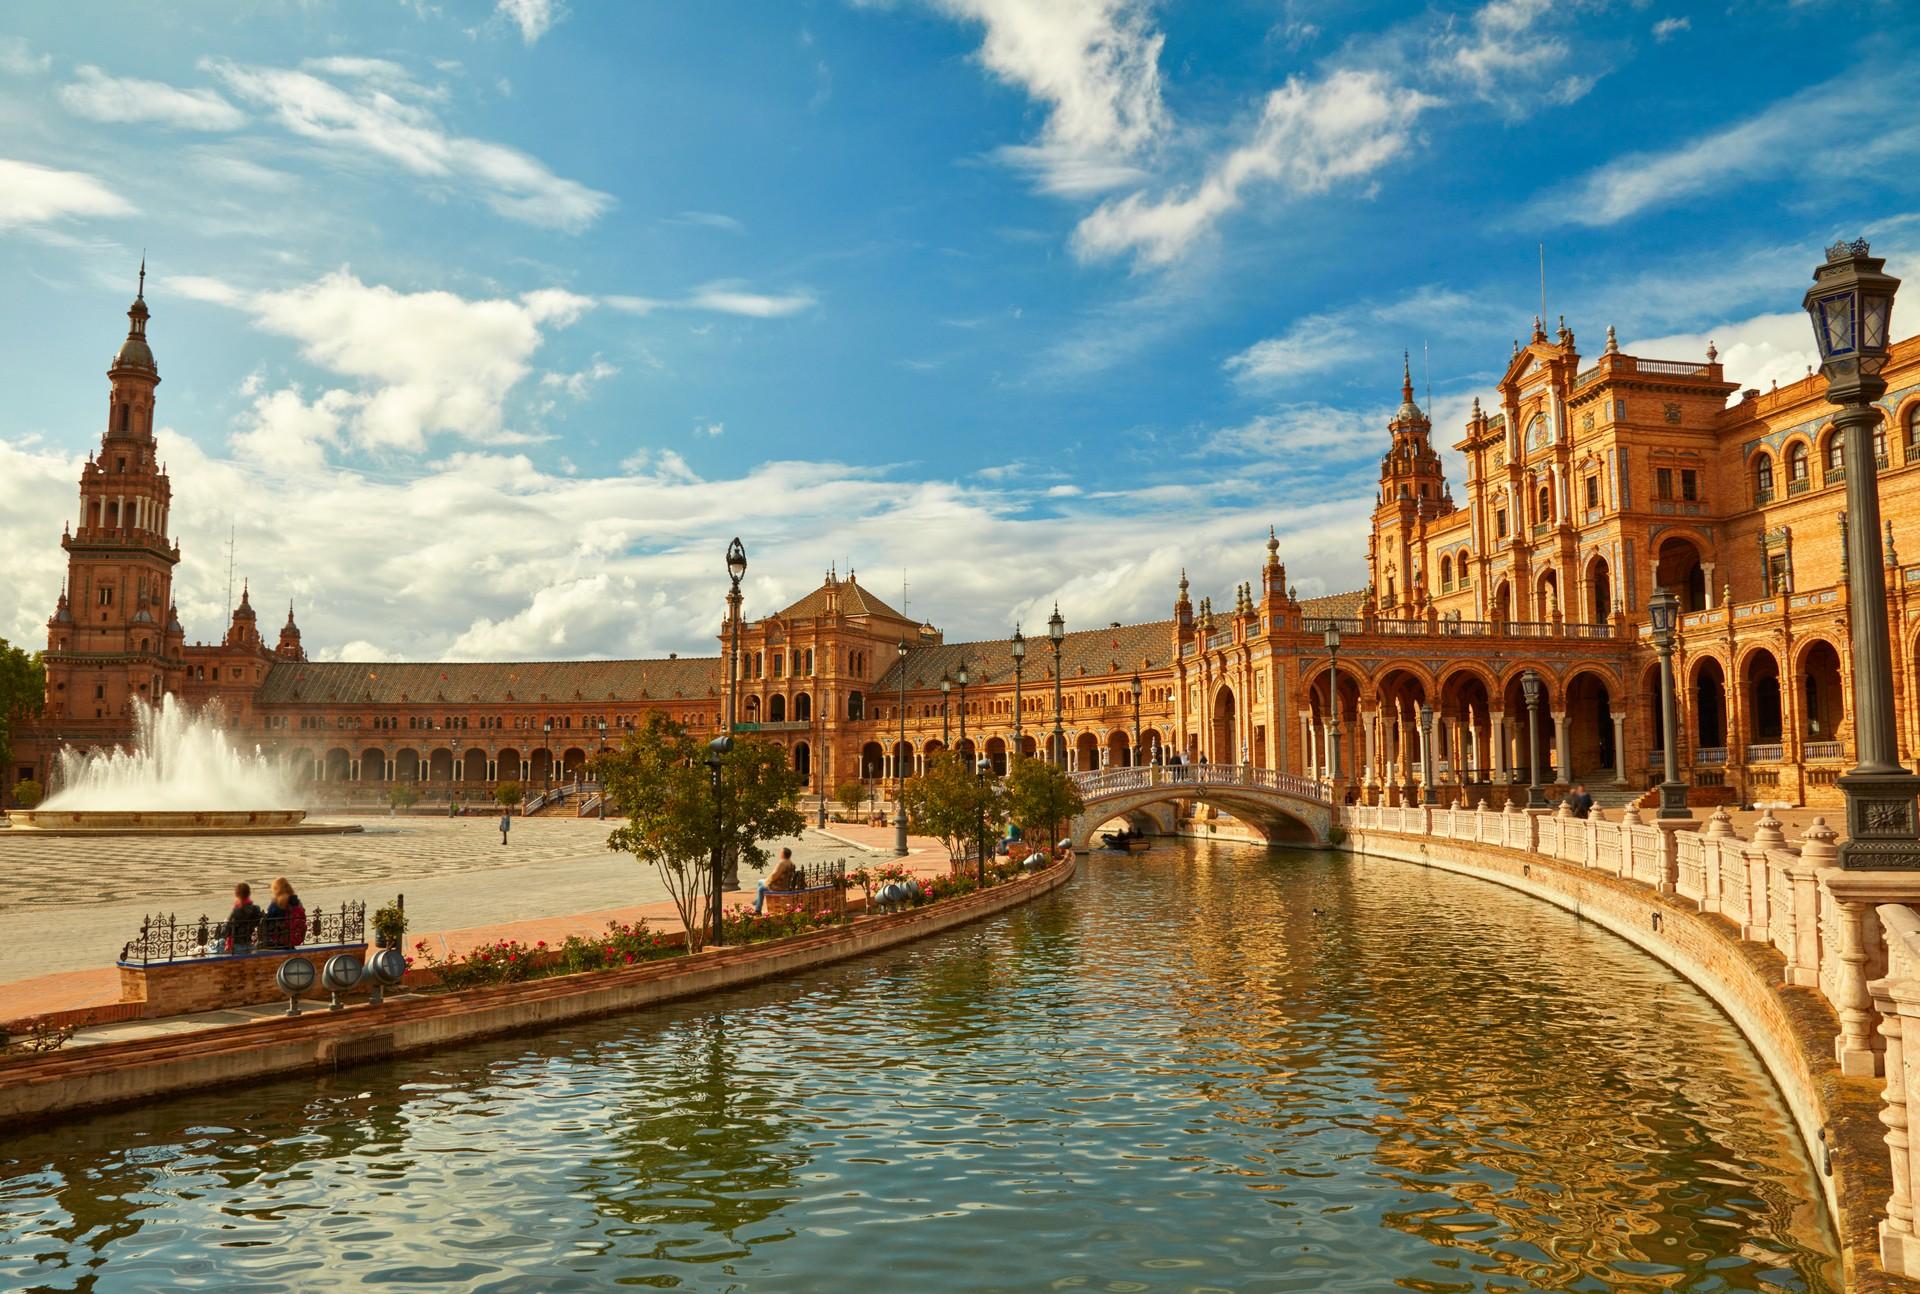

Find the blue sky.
xmin=1 ymin=0 xmax=1916 ymax=661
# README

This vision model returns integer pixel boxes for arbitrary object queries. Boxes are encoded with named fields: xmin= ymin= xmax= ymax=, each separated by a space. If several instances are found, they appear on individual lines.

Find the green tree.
xmin=494 ymin=781 xmax=524 ymax=808
xmin=10 ymin=779 xmax=42 ymax=810
xmin=0 ymin=638 xmax=45 ymax=787
xmin=903 ymin=753 xmax=1008 ymax=864
xmin=1005 ymin=757 xmax=1085 ymax=853
xmin=835 ymin=779 xmax=866 ymax=818
xmin=599 ymin=715 xmax=803 ymax=951
xmin=387 ymin=783 xmax=420 ymax=811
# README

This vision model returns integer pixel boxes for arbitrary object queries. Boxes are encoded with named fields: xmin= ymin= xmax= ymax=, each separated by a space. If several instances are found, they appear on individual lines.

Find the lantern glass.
xmin=1323 ymin=623 xmax=1341 ymax=653
xmin=1048 ymin=606 xmax=1065 ymax=643
xmin=725 ymin=537 xmax=747 ymax=583
xmin=1011 ymin=628 xmax=1025 ymax=660
xmin=1521 ymin=670 xmax=1542 ymax=706
xmin=1130 ymin=674 xmax=1142 ymax=700
xmin=897 ymin=638 xmax=908 ymax=659
xmin=1814 ymin=291 xmax=1856 ymax=359
xmin=957 ymin=662 xmax=970 ymax=688
xmin=1865 ymin=292 xmax=1892 ymax=351
xmin=941 ymin=676 xmax=951 ymax=695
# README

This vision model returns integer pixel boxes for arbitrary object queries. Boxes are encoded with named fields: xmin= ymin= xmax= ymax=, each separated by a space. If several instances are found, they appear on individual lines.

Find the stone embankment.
xmin=1344 ymin=801 xmax=1918 ymax=1292
xmin=0 ymin=856 xmax=1074 ymax=1131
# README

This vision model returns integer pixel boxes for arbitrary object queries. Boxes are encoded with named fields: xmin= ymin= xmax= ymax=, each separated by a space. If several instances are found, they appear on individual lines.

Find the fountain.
xmin=8 ymin=696 xmax=357 ymax=834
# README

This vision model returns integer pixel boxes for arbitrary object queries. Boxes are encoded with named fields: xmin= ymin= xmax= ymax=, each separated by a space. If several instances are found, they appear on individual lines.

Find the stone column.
xmin=1612 ymin=711 xmax=1628 ymax=784
xmin=1552 ymin=711 xmax=1570 ymax=783
xmin=1299 ymin=711 xmax=1313 ymax=778
xmin=1364 ymin=708 xmax=1379 ymax=788
xmin=1450 ymin=715 xmax=1465 ymax=789
xmin=1491 ymin=710 xmax=1508 ymax=781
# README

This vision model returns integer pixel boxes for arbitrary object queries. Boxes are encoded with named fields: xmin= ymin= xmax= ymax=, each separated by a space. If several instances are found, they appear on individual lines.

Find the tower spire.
xmin=137 ymin=253 xmax=146 ymax=302
xmin=1401 ymin=351 xmax=1413 ymax=404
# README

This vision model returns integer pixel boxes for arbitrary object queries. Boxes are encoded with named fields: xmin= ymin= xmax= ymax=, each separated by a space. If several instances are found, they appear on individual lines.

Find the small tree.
xmin=494 ymin=781 xmax=523 ymax=809
xmin=601 ymin=715 xmax=804 ymax=952
xmin=835 ymin=779 xmax=866 ymax=819
xmin=10 ymin=779 xmax=42 ymax=810
xmin=903 ymin=753 xmax=1008 ymax=864
xmin=387 ymin=783 xmax=420 ymax=811
xmin=1005 ymin=758 xmax=1085 ymax=854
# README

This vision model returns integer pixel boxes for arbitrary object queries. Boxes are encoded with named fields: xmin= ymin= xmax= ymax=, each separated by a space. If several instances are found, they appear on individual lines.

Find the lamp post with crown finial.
xmin=1521 ymin=669 xmax=1547 ymax=808
xmin=1049 ymin=604 xmax=1066 ymax=769
xmin=940 ymin=673 xmax=952 ymax=747
xmin=1647 ymin=590 xmax=1688 ymax=819
xmin=1130 ymin=673 xmax=1143 ymax=768
xmin=1803 ymin=239 xmax=1920 ymax=868
xmin=1011 ymin=626 xmax=1026 ymax=761
xmin=957 ymin=659 xmax=971 ymax=754
xmin=1324 ymin=622 xmax=1343 ymax=791
xmin=895 ymin=637 xmax=910 ymax=856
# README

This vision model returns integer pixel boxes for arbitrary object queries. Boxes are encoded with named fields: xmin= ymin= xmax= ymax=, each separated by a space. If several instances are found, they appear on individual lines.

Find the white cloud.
xmin=0 ymin=37 xmax=49 ymax=76
xmin=58 ymin=65 xmax=247 ymax=131
xmin=605 ymin=283 xmax=818 ymax=319
xmin=1073 ymin=69 xmax=1436 ymax=266
xmin=668 ymin=210 xmax=745 ymax=233
xmin=1226 ymin=284 xmax=1489 ymax=387
xmin=1441 ymin=0 xmax=1592 ymax=113
xmin=1626 ymin=311 xmax=1820 ymax=398
xmin=0 ymin=158 xmax=133 ymax=227
xmin=188 ymin=148 xmax=297 ymax=191
xmin=1522 ymin=77 xmax=1909 ymax=229
xmin=156 ymin=274 xmax=249 ymax=307
xmin=497 ymin=0 xmax=563 ymax=45
xmin=1205 ymin=403 xmax=1384 ymax=460
xmin=201 ymin=57 xmax=612 ymax=231
xmin=693 ymin=421 xmax=725 ymax=438
xmin=230 ymin=385 xmax=358 ymax=472
xmin=1651 ymin=16 xmax=1690 ymax=42
xmin=932 ymin=0 xmax=1169 ymax=196
xmin=540 ymin=357 xmax=618 ymax=400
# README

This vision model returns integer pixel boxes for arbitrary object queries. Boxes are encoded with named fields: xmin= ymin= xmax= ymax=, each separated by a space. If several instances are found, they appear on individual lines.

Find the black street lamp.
xmin=1647 ymin=589 xmax=1689 ymax=820
xmin=957 ymin=659 xmax=971 ymax=752
xmin=542 ymin=718 xmax=552 ymax=792
xmin=975 ymin=754 xmax=993 ymax=888
xmin=1011 ymin=626 xmax=1026 ymax=761
xmin=1048 ymin=604 xmax=1066 ymax=769
xmin=1324 ymin=622 xmax=1343 ymax=787
xmin=596 ymin=718 xmax=608 ymax=818
xmin=1130 ymin=673 xmax=1143 ymax=768
xmin=725 ymin=538 xmax=747 ymax=733
xmin=1521 ymin=669 xmax=1547 ymax=808
xmin=940 ymin=673 xmax=952 ymax=747
xmin=706 ymin=734 xmax=732 ymax=946
xmin=895 ymin=637 xmax=910 ymax=857
xmin=1803 ymin=239 xmax=1920 ymax=867
xmin=1419 ymin=701 xmax=1438 ymax=806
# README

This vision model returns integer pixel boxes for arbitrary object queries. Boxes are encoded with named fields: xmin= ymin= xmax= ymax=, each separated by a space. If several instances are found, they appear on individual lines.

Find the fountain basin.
xmin=4 ymin=809 xmax=361 ymax=836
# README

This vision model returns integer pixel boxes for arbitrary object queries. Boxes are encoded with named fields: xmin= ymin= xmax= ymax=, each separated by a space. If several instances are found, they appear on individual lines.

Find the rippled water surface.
xmin=3 ymin=843 xmax=1838 ymax=1292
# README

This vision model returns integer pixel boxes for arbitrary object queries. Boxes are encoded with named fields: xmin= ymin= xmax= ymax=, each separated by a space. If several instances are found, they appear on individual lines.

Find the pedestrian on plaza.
xmin=1568 ymin=784 xmax=1594 ymax=819
xmin=223 ymin=882 xmax=263 ymax=953
xmin=499 ymin=811 xmax=513 ymax=846
xmin=261 ymin=876 xmax=306 ymax=948
xmin=755 ymin=848 xmax=800 ymax=915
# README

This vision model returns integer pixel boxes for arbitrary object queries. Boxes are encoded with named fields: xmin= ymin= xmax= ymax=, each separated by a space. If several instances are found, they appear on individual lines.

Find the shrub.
xmin=372 ymin=900 xmax=408 ymax=949
xmin=494 ymin=781 xmax=523 ymax=808
xmin=10 ymin=779 xmax=42 ymax=810
xmin=387 ymin=784 xmax=420 ymax=810
xmin=835 ymin=780 xmax=867 ymax=817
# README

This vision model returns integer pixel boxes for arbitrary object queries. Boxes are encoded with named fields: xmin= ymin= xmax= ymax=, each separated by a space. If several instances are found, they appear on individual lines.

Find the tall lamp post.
xmin=1419 ymin=702 xmax=1438 ymax=806
xmin=957 ymin=659 xmax=971 ymax=753
xmin=1011 ymin=626 xmax=1026 ymax=762
xmin=542 ymin=718 xmax=553 ymax=793
xmin=1324 ymin=622 xmax=1343 ymax=788
xmin=975 ymin=754 xmax=993 ymax=887
xmin=1804 ymin=239 xmax=1920 ymax=868
xmin=706 ymin=735 xmax=732 ymax=946
xmin=725 ymin=538 xmax=746 ymax=733
xmin=1130 ymin=673 xmax=1143 ymax=768
xmin=940 ymin=674 xmax=952 ymax=747
xmin=895 ymin=638 xmax=910 ymax=857
xmin=1647 ymin=590 xmax=1689 ymax=819
xmin=1048 ymin=604 xmax=1066 ymax=768
xmin=596 ymin=718 xmax=608 ymax=818
xmin=1521 ymin=669 xmax=1547 ymax=808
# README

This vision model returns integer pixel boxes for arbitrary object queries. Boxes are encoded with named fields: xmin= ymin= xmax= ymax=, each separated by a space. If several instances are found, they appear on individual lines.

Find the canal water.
xmin=2 ymin=842 xmax=1838 ymax=1292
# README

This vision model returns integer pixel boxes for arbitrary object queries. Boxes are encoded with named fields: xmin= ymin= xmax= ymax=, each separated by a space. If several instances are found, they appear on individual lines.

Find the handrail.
xmin=1070 ymin=763 xmax=1331 ymax=804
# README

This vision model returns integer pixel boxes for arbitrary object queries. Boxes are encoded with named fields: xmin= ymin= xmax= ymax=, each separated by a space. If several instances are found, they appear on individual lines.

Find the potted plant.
xmin=372 ymin=899 xmax=408 ymax=949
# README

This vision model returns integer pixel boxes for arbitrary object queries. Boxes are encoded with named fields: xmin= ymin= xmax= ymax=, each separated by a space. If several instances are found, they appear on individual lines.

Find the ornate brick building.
xmin=15 ymin=272 xmax=1920 ymax=820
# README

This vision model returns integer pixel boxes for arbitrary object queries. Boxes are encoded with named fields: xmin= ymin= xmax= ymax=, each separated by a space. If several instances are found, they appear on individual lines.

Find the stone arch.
xmin=1074 ymin=730 xmax=1099 ymax=770
xmin=497 ymin=746 xmax=524 ymax=783
xmin=1436 ymin=664 xmax=1497 ymax=787
xmin=744 ymin=695 xmax=761 ymax=722
xmin=793 ymin=692 xmax=811 ymax=722
xmin=1740 ymin=646 xmax=1784 ymax=746
xmin=323 ymin=747 xmax=352 ymax=781
xmin=461 ymin=746 xmax=488 ymax=781
xmin=847 ymin=690 xmax=864 ymax=721
xmin=1794 ymin=637 xmax=1845 ymax=743
xmin=1691 ymin=656 xmax=1728 ymax=750
xmin=562 ymin=747 xmax=587 ymax=780
xmin=860 ymin=741 xmax=884 ymax=779
xmin=359 ymin=747 xmax=388 ymax=782
xmin=985 ymin=735 xmax=1008 ymax=776
xmin=1535 ymin=566 xmax=1559 ymax=621
xmin=1751 ymin=447 xmax=1776 ymax=503
xmin=1785 ymin=437 xmax=1812 ymax=490
xmin=1655 ymin=534 xmax=1708 ymax=612
xmin=1563 ymin=669 xmax=1616 ymax=782
xmin=1492 ymin=578 xmax=1513 ymax=624
xmin=768 ymin=694 xmax=786 ymax=722
xmin=394 ymin=747 xmax=422 ymax=781
xmin=1211 ymin=684 xmax=1238 ymax=764
xmin=1106 ymin=728 xmax=1132 ymax=767
xmin=793 ymin=741 xmax=811 ymax=783
xmin=428 ymin=748 xmax=455 ymax=781
xmin=1585 ymin=552 xmax=1612 ymax=623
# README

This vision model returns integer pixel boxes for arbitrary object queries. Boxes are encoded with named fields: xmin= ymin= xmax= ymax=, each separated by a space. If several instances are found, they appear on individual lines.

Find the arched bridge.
xmin=1067 ymin=765 xmax=1335 ymax=849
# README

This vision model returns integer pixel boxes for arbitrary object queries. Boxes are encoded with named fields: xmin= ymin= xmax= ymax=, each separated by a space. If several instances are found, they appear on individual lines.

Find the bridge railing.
xmin=1071 ymin=763 xmax=1331 ymax=804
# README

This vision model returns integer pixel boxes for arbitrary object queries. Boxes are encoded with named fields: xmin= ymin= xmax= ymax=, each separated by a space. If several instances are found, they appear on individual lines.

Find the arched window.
xmin=1825 ymin=430 xmax=1845 ymax=480
xmin=1875 ymin=425 xmax=1888 ymax=470
xmin=1439 ymin=555 xmax=1453 ymax=589
xmin=115 ymin=403 xmax=130 ymax=432
xmin=1787 ymin=442 xmax=1809 ymax=487
xmin=744 ymin=696 xmax=760 ymax=721
xmin=1753 ymin=453 xmax=1775 ymax=503
xmin=769 ymin=694 xmax=786 ymax=722
xmin=1536 ymin=484 xmax=1552 ymax=523
xmin=1906 ymin=408 xmax=1920 ymax=461
xmin=1527 ymin=413 xmax=1549 ymax=450
xmin=847 ymin=691 xmax=864 ymax=720
xmin=794 ymin=692 xmax=811 ymax=721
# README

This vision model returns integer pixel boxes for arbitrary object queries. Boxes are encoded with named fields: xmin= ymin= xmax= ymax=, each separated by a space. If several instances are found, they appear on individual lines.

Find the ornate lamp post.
xmin=956 ymin=659 xmax=971 ymax=752
xmin=1048 ymin=604 xmax=1066 ymax=768
xmin=596 ymin=718 xmax=608 ymax=818
xmin=706 ymin=735 xmax=732 ymax=946
xmin=976 ymin=754 xmax=993 ymax=887
xmin=1803 ymin=239 xmax=1920 ymax=867
xmin=940 ymin=674 xmax=952 ymax=747
xmin=1011 ymin=626 xmax=1026 ymax=761
xmin=895 ymin=638 xmax=909 ymax=857
xmin=1647 ymin=589 xmax=1689 ymax=820
xmin=1130 ymin=673 xmax=1143 ymax=768
xmin=725 ymin=538 xmax=746 ymax=733
xmin=1324 ymin=622 xmax=1342 ymax=787
xmin=1521 ymin=669 xmax=1547 ymax=808
xmin=542 ymin=718 xmax=553 ymax=792
xmin=1419 ymin=702 xmax=1438 ymax=805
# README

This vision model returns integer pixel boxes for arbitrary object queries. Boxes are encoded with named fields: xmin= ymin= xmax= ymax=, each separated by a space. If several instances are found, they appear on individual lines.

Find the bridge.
xmin=1066 ymin=764 xmax=1335 ymax=849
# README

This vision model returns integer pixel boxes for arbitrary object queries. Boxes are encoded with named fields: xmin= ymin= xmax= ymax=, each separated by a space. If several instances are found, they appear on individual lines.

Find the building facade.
xmin=16 ymin=276 xmax=1920 ymax=819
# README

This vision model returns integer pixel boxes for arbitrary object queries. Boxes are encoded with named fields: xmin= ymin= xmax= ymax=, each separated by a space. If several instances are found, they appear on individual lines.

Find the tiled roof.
xmin=257 ymin=657 xmax=724 ymax=706
xmin=1298 ymin=589 xmax=1366 ymax=619
xmin=875 ymin=619 xmax=1177 ymax=693
xmin=775 ymin=577 xmax=910 ymax=623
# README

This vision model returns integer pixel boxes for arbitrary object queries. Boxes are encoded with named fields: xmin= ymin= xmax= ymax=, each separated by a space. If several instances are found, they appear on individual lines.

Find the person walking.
xmin=1568 ymin=783 xmax=1594 ymax=819
xmin=499 ymin=810 xmax=513 ymax=846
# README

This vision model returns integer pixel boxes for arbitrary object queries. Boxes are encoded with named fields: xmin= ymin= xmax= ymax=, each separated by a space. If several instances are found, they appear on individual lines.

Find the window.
xmin=1439 ymin=556 xmax=1453 ymax=589
xmin=1585 ymin=476 xmax=1599 ymax=509
xmin=1826 ymin=431 xmax=1846 ymax=479
xmin=1655 ymin=468 xmax=1674 ymax=500
xmin=1907 ymin=410 xmax=1920 ymax=461
xmin=1788 ymin=443 xmax=1810 ymax=485
xmin=1754 ymin=454 xmax=1775 ymax=503
xmin=847 ymin=691 xmax=864 ymax=720
xmin=1536 ymin=485 xmax=1552 ymax=522
xmin=97 ymin=586 xmax=113 ymax=606
xmin=1875 ymin=426 xmax=1888 ymax=469
xmin=1681 ymin=469 xmax=1698 ymax=502
xmin=1495 ymin=509 xmax=1508 ymax=539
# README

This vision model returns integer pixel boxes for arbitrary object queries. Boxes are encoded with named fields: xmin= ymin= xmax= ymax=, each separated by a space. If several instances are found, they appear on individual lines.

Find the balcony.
xmin=1745 ymin=743 xmax=1785 ymax=763
xmin=1805 ymin=741 xmax=1844 ymax=760
xmin=1788 ymin=478 xmax=1811 ymax=496
xmin=1695 ymin=747 xmax=1729 ymax=765
xmin=1752 ymin=486 xmax=1774 ymax=506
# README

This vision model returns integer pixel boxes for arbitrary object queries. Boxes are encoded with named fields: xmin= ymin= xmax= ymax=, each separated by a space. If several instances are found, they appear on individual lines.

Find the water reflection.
xmin=1 ymin=843 xmax=1836 ymax=1292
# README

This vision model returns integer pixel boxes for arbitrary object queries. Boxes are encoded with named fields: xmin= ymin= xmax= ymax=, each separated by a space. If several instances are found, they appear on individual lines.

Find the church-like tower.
xmin=1369 ymin=356 xmax=1451 ymax=615
xmin=42 ymin=266 xmax=184 ymax=725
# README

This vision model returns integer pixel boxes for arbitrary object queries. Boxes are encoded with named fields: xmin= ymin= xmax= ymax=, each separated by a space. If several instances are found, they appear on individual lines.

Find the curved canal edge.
xmin=0 ymin=857 xmax=1076 ymax=1133
xmin=1342 ymin=826 xmax=1901 ymax=1293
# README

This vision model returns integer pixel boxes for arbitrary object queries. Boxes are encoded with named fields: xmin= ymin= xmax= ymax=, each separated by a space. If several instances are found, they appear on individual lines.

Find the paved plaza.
xmin=0 ymin=815 xmax=909 ymax=988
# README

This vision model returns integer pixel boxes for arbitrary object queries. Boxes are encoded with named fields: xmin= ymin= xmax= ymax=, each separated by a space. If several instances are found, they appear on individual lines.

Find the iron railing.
xmin=1805 ymin=741 xmax=1844 ymax=761
xmin=119 ymin=901 xmax=366 ymax=964
xmin=1071 ymin=762 xmax=1332 ymax=804
xmin=762 ymin=859 xmax=847 ymax=919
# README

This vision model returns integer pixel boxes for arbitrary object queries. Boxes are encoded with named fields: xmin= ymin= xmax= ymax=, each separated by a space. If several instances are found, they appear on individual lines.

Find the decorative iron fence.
xmin=119 ymin=901 xmax=367 ymax=964
xmin=763 ymin=859 xmax=847 ymax=919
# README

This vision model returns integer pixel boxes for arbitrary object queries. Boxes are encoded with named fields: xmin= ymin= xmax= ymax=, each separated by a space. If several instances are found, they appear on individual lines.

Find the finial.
xmin=1513 ymin=338 xmax=1520 ymax=356
xmin=1888 ymin=519 xmax=1900 ymax=568
xmin=1706 ymin=338 xmax=1718 ymax=363
xmin=137 ymin=253 xmax=146 ymax=301
xmin=1401 ymin=350 xmax=1413 ymax=403
xmin=1471 ymin=395 xmax=1480 ymax=416
xmin=1604 ymin=323 xmax=1617 ymax=355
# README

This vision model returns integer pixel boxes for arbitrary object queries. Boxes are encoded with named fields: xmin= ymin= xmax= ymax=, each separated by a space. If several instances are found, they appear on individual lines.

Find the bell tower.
xmin=1370 ymin=355 xmax=1451 ymax=614
xmin=42 ymin=264 xmax=184 ymax=727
